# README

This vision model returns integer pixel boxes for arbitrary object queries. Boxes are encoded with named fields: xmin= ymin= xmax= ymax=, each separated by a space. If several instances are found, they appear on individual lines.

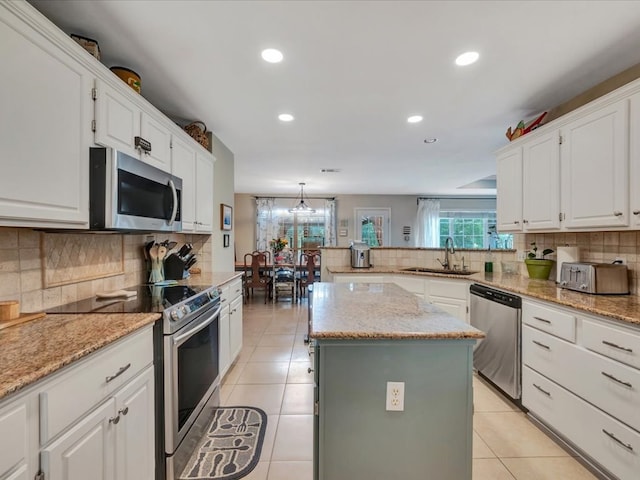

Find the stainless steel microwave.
xmin=89 ymin=148 xmax=182 ymax=232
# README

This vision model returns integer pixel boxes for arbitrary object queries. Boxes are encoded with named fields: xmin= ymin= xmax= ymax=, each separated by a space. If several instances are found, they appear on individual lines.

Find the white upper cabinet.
xmin=94 ymin=80 xmax=172 ymax=172
xmin=630 ymin=92 xmax=640 ymax=226
xmin=560 ymin=99 xmax=629 ymax=229
xmin=496 ymin=147 xmax=523 ymax=232
xmin=0 ymin=2 xmax=91 ymax=228
xmin=139 ymin=112 xmax=172 ymax=172
xmin=522 ymin=130 xmax=561 ymax=230
xmin=195 ymin=152 xmax=214 ymax=233
xmin=171 ymin=136 xmax=197 ymax=231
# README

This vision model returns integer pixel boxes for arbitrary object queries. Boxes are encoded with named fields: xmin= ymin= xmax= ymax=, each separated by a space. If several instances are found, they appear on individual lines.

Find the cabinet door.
xmin=140 ymin=112 xmax=171 ymax=172
xmin=0 ymin=5 xmax=91 ymax=228
xmin=561 ymin=100 xmax=629 ymax=229
xmin=219 ymin=307 xmax=231 ymax=378
xmin=41 ymin=399 xmax=115 ymax=480
xmin=4 ymin=465 xmax=28 ymax=480
xmin=630 ymin=92 xmax=640 ymax=226
xmin=171 ymin=136 xmax=196 ymax=231
xmin=496 ymin=148 xmax=523 ymax=232
xmin=0 ymin=399 xmax=29 ymax=478
xmin=195 ymin=153 xmax=214 ymax=232
xmin=94 ymin=79 xmax=141 ymax=159
xmin=113 ymin=366 xmax=155 ymax=480
xmin=229 ymin=296 xmax=243 ymax=362
xmin=522 ymin=131 xmax=561 ymax=230
xmin=429 ymin=296 xmax=467 ymax=322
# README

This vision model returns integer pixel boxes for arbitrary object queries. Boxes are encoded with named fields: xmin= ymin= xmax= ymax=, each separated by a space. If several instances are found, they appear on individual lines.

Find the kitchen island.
xmin=309 ymin=282 xmax=484 ymax=480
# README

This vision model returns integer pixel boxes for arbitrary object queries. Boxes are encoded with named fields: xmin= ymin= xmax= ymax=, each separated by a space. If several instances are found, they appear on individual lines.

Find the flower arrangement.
xmin=270 ymin=237 xmax=288 ymax=253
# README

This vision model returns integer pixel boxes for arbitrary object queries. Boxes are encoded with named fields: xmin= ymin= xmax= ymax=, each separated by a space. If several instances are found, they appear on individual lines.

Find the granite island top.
xmin=0 ymin=312 xmax=160 ymax=401
xmin=329 ymin=265 xmax=640 ymax=327
xmin=310 ymin=282 xmax=484 ymax=340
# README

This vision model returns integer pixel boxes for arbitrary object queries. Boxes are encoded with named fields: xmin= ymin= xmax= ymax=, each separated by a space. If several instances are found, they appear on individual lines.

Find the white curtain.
xmin=324 ymin=199 xmax=337 ymax=246
xmin=416 ymin=198 xmax=440 ymax=247
xmin=255 ymin=198 xmax=275 ymax=251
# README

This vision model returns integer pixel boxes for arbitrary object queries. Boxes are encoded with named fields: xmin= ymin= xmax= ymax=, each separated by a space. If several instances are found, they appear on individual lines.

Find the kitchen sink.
xmin=401 ymin=267 xmax=476 ymax=276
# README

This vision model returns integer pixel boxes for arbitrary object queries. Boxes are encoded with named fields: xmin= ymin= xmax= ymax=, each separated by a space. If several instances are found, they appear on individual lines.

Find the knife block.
xmin=164 ymin=254 xmax=188 ymax=280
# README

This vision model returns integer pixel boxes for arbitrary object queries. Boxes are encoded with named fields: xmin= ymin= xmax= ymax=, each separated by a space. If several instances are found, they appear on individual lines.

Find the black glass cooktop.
xmin=46 ymin=284 xmax=211 ymax=315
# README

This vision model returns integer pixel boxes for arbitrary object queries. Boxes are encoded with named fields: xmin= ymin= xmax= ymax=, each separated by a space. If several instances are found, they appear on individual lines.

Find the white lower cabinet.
xmin=229 ymin=296 xmax=243 ymax=362
xmin=522 ymin=299 xmax=640 ymax=479
xmin=0 ymin=396 xmax=32 ymax=480
xmin=0 ymin=327 xmax=154 ymax=480
xmin=219 ymin=278 xmax=243 ymax=379
xmin=426 ymin=278 xmax=469 ymax=323
xmin=113 ymin=366 xmax=155 ymax=480
xmin=41 ymin=398 xmax=115 ymax=480
xmin=5 ymin=465 xmax=28 ymax=480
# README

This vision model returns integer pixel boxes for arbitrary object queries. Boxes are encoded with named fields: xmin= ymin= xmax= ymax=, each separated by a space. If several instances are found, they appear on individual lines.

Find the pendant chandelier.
xmin=289 ymin=182 xmax=316 ymax=214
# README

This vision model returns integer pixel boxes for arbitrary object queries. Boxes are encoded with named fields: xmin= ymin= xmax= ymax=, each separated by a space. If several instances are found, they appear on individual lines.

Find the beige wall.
xmin=211 ymin=132 xmax=235 ymax=272
xmin=0 ymin=227 xmax=211 ymax=313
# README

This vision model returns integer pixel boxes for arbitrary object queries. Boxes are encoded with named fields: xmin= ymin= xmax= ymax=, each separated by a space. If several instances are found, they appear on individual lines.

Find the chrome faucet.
xmin=437 ymin=237 xmax=455 ymax=270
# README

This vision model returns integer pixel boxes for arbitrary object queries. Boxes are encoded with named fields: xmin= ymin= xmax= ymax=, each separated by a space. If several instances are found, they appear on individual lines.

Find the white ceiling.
xmin=29 ymin=0 xmax=640 ymax=197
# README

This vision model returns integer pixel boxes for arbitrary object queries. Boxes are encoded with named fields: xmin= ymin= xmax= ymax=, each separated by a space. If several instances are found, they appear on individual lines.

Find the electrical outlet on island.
xmin=386 ymin=381 xmax=405 ymax=411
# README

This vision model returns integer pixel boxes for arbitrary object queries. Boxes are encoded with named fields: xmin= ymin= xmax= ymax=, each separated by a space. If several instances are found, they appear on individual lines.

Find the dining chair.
xmin=243 ymin=252 xmax=272 ymax=303
xmin=298 ymin=251 xmax=321 ymax=298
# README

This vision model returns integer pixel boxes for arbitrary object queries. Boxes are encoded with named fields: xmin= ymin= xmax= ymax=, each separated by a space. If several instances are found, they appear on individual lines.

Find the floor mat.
xmin=180 ymin=406 xmax=267 ymax=480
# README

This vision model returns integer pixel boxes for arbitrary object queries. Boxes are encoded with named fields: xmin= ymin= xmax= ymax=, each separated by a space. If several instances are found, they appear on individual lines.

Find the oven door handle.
xmin=172 ymin=304 xmax=222 ymax=347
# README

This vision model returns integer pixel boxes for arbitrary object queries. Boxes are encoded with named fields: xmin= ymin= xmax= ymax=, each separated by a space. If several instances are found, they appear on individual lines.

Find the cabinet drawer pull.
xmin=109 ymin=415 xmax=120 ymax=425
xmin=118 ymin=407 xmax=129 ymax=416
xmin=532 ymin=340 xmax=550 ymax=350
xmin=613 ymin=211 xmax=624 ymax=217
xmin=513 ymin=220 xmax=520 ymax=224
xmin=308 ymin=367 xmax=314 ymax=374
xmin=602 ymin=429 xmax=634 ymax=452
xmin=106 ymin=363 xmax=131 ymax=383
xmin=533 ymin=383 xmax=551 ymax=397
xmin=533 ymin=316 xmax=551 ymax=324
xmin=602 ymin=340 xmax=633 ymax=353
xmin=601 ymin=371 xmax=633 ymax=388
xmin=633 ymin=210 xmax=640 ymax=216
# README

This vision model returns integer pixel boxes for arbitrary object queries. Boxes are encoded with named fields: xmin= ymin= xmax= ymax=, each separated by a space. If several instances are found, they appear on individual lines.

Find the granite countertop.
xmin=179 ymin=271 xmax=243 ymax=287
xmin=327 ymin=265 xmax=480 ymax=280
xmin=470 ymin=272 xmax=640 ymax=326
xmin=330 ymin=266 xmax=640 ymax=327
xmin=0 ymin=273 xmax=243 ymax=402
xmin=309 ymin=282 xmax=484 ymax=340
xmin=0 ymin=312 xmax=159 ymax=401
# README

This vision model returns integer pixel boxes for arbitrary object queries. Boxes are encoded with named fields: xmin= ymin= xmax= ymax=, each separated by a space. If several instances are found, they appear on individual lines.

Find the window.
xmin=438 ymin=211 xmax=513 ymax=249
xmin=272 ymin=206 xmax=326 ymax=251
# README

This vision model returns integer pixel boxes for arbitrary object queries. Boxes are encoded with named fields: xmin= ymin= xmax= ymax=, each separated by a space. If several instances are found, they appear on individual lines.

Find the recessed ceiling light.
xmin=423 ymin=138 xmax=438 ymax=144
xmin=261 ymin=48 xmax=283 ymax=63
xmin=278 ymin=113 xmax=294 ymax=122
xmin=407 ymin=115 xmax=423 ymax=123
xmin=455 ymin=51 xmax=479 ymax=66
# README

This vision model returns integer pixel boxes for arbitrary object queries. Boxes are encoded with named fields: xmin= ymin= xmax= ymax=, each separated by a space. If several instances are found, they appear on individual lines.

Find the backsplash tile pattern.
xmin=516 ymin=232 xmax=640 ymax=294
xmin=43 ymin=233 xmax=124 ymax=287
xmin=0 ymin=227 xmax=212 ymax=313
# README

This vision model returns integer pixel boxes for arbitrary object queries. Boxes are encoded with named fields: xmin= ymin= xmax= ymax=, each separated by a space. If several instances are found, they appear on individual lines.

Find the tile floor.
xmin=219 ymin=295 xmax=598 ymax=480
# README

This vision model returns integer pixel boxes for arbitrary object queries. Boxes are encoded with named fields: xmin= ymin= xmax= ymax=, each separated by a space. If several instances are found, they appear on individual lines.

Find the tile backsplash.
xmin=0 ymin=228 xmax=212 ymax=312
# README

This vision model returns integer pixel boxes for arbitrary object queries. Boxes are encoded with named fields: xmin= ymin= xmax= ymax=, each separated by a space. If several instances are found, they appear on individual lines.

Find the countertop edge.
xmin=0 ymin=312 xmax=160 ymax=401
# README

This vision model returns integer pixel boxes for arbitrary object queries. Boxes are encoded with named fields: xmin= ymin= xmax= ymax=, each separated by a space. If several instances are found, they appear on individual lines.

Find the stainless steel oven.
xmin=159 ymin=286 xmax=222 ymax=480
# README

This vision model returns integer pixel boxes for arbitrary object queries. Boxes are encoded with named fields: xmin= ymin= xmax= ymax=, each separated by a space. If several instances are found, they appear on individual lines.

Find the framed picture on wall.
xmin=221 ymin=204 xmax=232 ymax=231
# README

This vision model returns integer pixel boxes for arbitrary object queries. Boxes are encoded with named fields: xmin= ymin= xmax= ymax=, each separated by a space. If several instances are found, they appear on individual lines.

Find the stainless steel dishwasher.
xmin=470 ymin=283 xmax=522 ymax=400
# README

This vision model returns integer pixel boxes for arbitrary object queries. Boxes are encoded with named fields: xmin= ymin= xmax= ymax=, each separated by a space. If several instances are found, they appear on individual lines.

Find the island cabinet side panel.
xmin=315 ymin=339 xmax=474 ymax=480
